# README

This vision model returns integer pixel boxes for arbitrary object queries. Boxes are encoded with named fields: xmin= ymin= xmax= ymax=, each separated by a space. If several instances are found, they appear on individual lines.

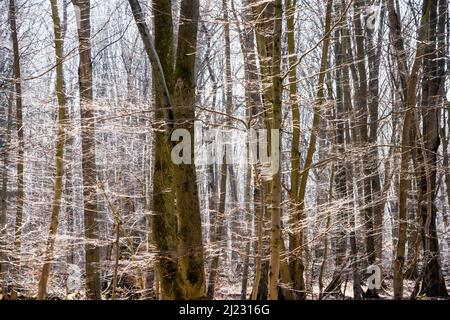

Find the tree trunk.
xmin=251 ymin=185 xmax=266 ymax=300
xmin=388 ymin=0 xmax=433 ymax=299
xmin=412 ymin=0 xmax=448 ymax=297
xmin=366 ymin=0 xmax=386 ymax=296
xmin=295 ymin=0 xmax=333 ymax=299
xmin=266 ymin=0 xmax=283 ymax=301
xmin=128 ymin=0 xmax=206 ymax=299
xmin=129 ymin=0 xmax=181 ymax=299
xmin=352 ymin=3 xmax=381 ymax=298
xmin=326 ymin=1 xmax=347 ymax=296
xmin=285 ymin=0 xmax=306 ymax=299
xmin=206 ymin=0 xmax=233 ymax=298
xmin=9 ymin=0 xmax=25 ymax=300
xmin=341 ymin=15 xmax=363 ymax=299
xmin=318 ymin=167 xmax=334 ymax=300
xmin=72 ymin=0 xmax=101 ymax=300
xmin=37 ymin=0 xmax=67 ymax=300
xmin=232 ymin=0 xmax=264 ymax=300
xmin=171 ymin=0 xmax=206 ymax=299
xmin=0 ymin=90 xmax=13 ymax=298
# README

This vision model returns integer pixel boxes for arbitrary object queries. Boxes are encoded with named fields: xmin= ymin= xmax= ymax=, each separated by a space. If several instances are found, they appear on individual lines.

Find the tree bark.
xmin=9 ymin=0 xmax=25 ymax=300
xmin=206 ymin=0 xmax=232 ymax=299
xmin=267 ymin=0 xmax=283 ymax=301
xmin=285 ymin=0 xmax=306 ymax=299
xmin=388 ymin=0 xmax=433 ymax=299
xmin=129 ymin=0 xmax=181 ymax=299
xmin=412 ymin=0 xmax=448 ymax=297
xmin=72 ymin=0 xmax=101 ymax=300
xmin=0 ymin=90 xmax=13 ymax=298
xmin=37 ymin=0 xmax=67 ymax=300
xmin=171 ymin=0 xmax=206 ymax=299
xmin=295 ymin=0 xmax=333 ymax=299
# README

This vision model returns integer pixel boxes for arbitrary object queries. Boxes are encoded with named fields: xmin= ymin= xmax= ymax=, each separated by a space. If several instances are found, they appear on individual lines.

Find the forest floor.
xmin=214 ymin=276 xmax=450 ymax=300
xmin=2 ymin=276 xmax=450 ymax=300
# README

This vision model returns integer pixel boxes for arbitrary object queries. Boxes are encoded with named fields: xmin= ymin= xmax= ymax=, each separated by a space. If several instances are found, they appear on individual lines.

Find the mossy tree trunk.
xmin=171 ymin=0 xmax=206 ymax=300
xmin=129 ymin=0 xmax=206 ymax=299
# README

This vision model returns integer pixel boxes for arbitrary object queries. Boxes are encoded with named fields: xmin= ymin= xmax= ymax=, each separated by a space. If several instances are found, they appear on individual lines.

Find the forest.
xmin=0 ymin=0 xmax=449 ymax=301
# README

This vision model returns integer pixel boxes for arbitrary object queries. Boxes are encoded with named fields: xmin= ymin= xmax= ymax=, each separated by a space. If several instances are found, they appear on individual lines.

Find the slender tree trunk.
xmin=231 ymin=0 xmax=263 ymax=300
xmin=9 ymin=0 xmax=25 ymax=300
xmin=251 ymin=8 xmax=277 ymax=289
xmin=37 ymin=0 xmax=67 ymax=300
xmin=285 ymin=0 xmax=306 ymax=299
xmin=388 ymin=0 xmax=432 ymax=299
xmin=267 ymin=0 xmax=283 ymax=301
xmin=318 ymin=167 xmax=334 ymax=300
xmin=341 ymin=15 xmax=363 ymax=299
xmin=111 ymin=220 xmax=120 ymax=300
xmin=251 ymin=184 xmax=265 ymax=300
xmin=352 ymin=3 xmax=379 ymax=296
xmin=404 ymin=192 xmax=420 ymax=280
xmin=442 ymin=100 xmax=450 ymax=265
xmin=72 ymin=0 xmax=101 ymax=300
xmin=249 ymin=0 xmax=275 ymax=299
xmin=0 ymin=91 xmax=13 ymax=298
xmin=207 ymin=0 xmax=233 ymax=298
xmin=326 ymin=2 xmax=347 ymax=296
xmin=206 ymin=159 xmax=227 ymax=299
xmin=366 ymin=0 xmax=386 ymax=296
xmin=295 ymin=0 xmax=333 ymax=299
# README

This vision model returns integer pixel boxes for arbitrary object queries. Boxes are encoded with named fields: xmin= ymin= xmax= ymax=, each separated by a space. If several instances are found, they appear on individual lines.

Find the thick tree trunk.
xmin=250 ymin=0 xmax=275 ymax=299
xmin=151 ymin=0 xmax=181 ymax=299
xmin=129 ymin=0 xmax=181 ymax=299
xmin=172 ymin=0 xmax=206 ymax=299
xmin=412 ymin=0 xmax=448 ymax=297
xmin=129 ymin=0 xmax=206 ymax=299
